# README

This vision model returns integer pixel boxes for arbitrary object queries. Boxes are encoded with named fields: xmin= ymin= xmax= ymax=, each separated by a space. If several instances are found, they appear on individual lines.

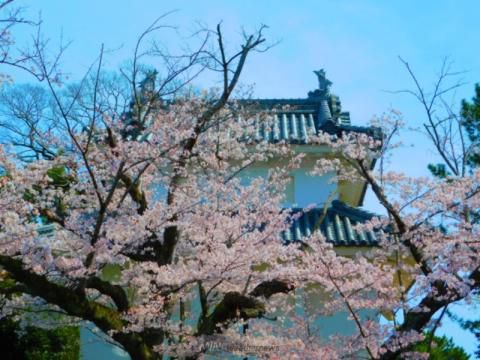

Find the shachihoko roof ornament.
xmin=238 ymin=70 xmax=382 ymax=144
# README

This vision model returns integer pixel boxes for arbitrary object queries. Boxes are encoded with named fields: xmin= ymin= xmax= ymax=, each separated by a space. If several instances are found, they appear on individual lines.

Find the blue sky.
xmin=10 ymin=0 xmax=480 ymax=356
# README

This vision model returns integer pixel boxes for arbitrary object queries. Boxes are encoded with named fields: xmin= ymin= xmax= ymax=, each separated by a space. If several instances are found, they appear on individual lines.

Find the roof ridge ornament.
xmin=308 ymin=69 xmax=333 ymax=99
xmin=309 ymin=69 xmax=333 ymax=125
xmin=314 ymin=69 xmax=332 ymax=93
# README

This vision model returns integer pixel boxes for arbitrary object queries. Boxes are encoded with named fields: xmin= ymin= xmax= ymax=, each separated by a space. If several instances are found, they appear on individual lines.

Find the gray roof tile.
xmin=241 ymin=98 xmax=382 ymax=144
xmin=284 ymin=200 xmax=379 ymax=246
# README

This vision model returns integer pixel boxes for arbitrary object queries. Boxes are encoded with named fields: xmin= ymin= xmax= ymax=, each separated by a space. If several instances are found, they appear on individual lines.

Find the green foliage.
xmin=0 ymin=277 xmax=17 ymax=291
xmin=0 ymin=317 xmax=80 ymax=360
xmin=22 ymin=166 xmax=75 ymax=218
xmin=46 ymin=166 xmax=73 ymax=188
xmin=461 ymin=83 xmax=480 ymax=167
xmin=19 ymin=325 xmax=80 ymax=360
xmin=403 ymin=333 xmax=470 ymax=360
xmin=427 ymin=163 xmax=450 ymax=179
xmin=22 ymin=186 xmax=38 ymax=203
xmin=101 ymin=263 xmax=123 ymax=282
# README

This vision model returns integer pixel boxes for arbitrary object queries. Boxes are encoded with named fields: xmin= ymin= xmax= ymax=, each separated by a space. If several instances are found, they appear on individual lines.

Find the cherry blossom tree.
xmin=311 ymin=127 xmax=480 ymax=359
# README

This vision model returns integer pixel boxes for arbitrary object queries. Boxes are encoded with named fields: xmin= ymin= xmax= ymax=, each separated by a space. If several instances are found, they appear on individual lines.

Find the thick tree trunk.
xmin=114 ymin=333 xmax=162 ymax=360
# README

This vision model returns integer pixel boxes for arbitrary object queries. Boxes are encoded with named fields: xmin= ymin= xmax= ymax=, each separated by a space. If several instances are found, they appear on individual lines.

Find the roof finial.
xmin=313 ymin=69 xmax=332 ymax=93
xmin=139 ymin=69 xmax=158 ymax=93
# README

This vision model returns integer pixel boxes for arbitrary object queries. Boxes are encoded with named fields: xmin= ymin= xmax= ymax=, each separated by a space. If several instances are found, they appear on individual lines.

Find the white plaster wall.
xmin=151 ymin=154 xmax=339 ymax=209
xmin=289 ymin=168 xmax=337 ymax=207
xmin=239 ymin=161 xmax=338 ymax=208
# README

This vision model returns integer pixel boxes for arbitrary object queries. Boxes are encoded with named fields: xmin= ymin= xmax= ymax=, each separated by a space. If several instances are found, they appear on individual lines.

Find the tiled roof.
xmin=240 ymin=82 xmax=382 ymax=144
xmin=247 ymin=110 xmax=381 ymax=144
xmin=37 ymin=223 xmax=55 ymax=236
xmin=283 ymin=200 xmax=379 ymax=246
xmin=124 ymin=69 xmax=382 ymax=144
